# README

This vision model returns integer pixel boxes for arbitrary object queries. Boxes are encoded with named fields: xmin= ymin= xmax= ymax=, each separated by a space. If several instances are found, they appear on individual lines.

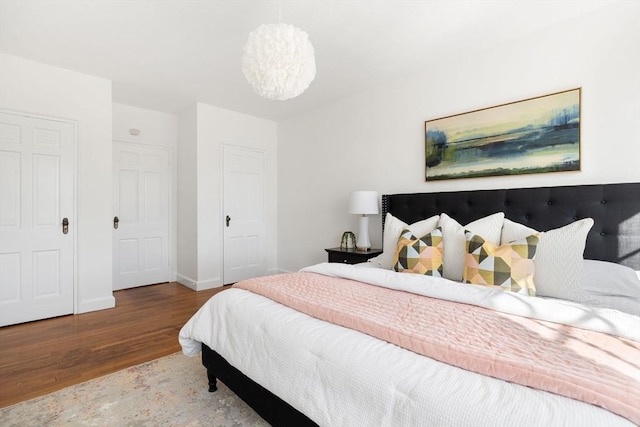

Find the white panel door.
xmin=223 ymin=145 xmax=267 ymax=284
xmin=113 ymin=142 xmax=170 ymax=290
xmin=0 ymin=111 xmax=75 ymax=326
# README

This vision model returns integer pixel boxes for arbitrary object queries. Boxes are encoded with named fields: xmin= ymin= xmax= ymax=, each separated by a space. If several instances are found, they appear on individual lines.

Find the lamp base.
xmin=356 ymin=215 xmax=371 ymax=251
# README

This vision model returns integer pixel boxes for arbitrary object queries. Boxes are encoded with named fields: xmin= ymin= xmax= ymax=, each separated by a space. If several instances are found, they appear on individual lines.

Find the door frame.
xmin=220 ymin=144 xmax=268 ymax=285
xmin=112 ymin=139 xmax=174 ymax=288
xmin=0 ymin=108 xmax=79 ymax=313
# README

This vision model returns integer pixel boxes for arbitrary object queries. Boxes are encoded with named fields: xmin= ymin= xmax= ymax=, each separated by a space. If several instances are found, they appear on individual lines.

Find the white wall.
xmin=0 ymin=53 xmax=115 ymax=312
xmin=177 ymin=105 xmax=199 ymax=286
xmin=176 ymin=102 xmax=278 ymax=290
xmin=113 ymin=103 xmax=177 ymax=148
xmin=112 ymin=103 xmax=178 ymax=281
xmin=277 ymin=2 xmax=640 ymax=272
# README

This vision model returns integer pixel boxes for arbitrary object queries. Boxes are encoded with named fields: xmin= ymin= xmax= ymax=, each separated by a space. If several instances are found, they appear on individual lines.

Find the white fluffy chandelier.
xmin=242 ymin=22 xmax=316 ymax=101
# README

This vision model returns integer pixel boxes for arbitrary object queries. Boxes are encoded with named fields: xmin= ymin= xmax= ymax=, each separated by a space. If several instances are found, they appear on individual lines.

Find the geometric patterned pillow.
xmin=393 ymin=227 xmax=443 ymax=277
xmin=463 ymin=231 xmax=541 ymax=296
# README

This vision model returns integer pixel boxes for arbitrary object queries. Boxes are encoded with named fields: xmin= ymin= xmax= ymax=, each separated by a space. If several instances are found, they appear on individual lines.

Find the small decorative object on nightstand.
xmin=325 ymin=247 xmax=382 ymax=265
xmin=340 ymin=231 xmax=356 ymax=250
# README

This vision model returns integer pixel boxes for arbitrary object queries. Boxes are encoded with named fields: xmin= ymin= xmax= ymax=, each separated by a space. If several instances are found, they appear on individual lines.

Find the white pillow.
xmin=438 ymin=212 xmax=505 ymax=281
xmin=501 ymin=218 xmax=594 ymax=302
xmin=373 ymin=213 xmax=440 ymax=269
xmin=500 ymin=218 xmax=538 ymax=245
xmin=583 ymin=259 xmax=640 ymax=299
xmin=585 ymin=295 xmax=640 ymax=316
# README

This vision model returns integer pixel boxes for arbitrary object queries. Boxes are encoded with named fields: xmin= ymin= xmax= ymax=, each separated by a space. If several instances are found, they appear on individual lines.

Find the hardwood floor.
xmin=0 ymin=282 xmax=226 ymax=408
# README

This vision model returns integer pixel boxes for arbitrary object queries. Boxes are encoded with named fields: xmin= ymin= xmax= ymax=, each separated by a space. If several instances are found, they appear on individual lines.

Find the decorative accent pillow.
xmin=464 ymin=232 xmax=540 ymax=296
xmin=373 ymin=213 xmax=440 ymax=269
xmin=438 ymin=212 xmax=505 ymax=281
xmin=393 ymin=228 xmax=444 ymax=276
xmin=500 ymin=218 xmax=594 ymax=302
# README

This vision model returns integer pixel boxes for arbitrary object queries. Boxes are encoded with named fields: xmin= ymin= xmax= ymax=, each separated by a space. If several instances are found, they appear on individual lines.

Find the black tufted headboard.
xmin=382 ymin=183 xmax=640 ymax=270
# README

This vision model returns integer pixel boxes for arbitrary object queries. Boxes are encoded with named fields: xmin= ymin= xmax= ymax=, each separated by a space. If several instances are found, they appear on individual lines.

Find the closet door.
xmin=112 ymin=142 xmax=170 ymax=290
xmin=222 ymin=145 xmax=267 ymax=284
xmin=0 ymin=111 xmax=75 ymax=326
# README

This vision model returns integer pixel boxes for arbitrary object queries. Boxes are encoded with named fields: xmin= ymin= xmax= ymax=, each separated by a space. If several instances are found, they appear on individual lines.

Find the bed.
xmin=179 ymin=182 xmax=640 ymax=427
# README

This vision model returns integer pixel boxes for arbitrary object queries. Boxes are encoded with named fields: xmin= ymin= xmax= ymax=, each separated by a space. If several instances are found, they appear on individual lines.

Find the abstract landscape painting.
xmin=425 ymin=88 xmax=581 ymax=181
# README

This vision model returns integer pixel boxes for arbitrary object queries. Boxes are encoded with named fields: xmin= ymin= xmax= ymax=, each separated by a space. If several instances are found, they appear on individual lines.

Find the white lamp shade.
xmin=348 ymin=191 xmax=379 ymax=215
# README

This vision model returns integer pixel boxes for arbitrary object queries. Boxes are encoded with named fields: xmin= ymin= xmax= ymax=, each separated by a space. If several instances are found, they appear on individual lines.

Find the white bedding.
xmin=303 ymin=263 xmax=640 ymax=340
xmin=179 ymin=265 xmax=638 ymax=427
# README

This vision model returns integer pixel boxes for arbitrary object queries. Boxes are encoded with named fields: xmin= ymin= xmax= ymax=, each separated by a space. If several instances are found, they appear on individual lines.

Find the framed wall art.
xmin=425 ymin=88 xmax=581 ymax=181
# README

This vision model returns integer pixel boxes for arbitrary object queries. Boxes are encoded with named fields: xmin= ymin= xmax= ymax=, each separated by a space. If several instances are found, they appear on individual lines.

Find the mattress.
xmin=179 ymin=265 xmax=638 ymax=427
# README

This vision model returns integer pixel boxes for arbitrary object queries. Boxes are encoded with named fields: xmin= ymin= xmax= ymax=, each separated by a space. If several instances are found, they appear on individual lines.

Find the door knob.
xmin=113 ymin=216 xmax=119 ymax=229
xmin=62 ymin=217 xmax=69 ymax=234
xmin=226 ymin=215 xmax=231 ymax=227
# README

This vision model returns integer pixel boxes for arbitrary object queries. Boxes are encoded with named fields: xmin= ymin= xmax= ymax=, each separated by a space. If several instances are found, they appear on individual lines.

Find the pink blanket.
xmin=234 ymin=272 xmax=640 ymax=424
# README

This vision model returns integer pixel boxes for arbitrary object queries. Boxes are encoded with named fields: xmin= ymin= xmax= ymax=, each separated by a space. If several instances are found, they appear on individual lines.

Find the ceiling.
xmin=0 ymin=0 xmax=608 ymax=121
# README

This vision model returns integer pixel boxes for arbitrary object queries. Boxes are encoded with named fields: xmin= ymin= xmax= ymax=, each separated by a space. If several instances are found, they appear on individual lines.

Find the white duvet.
xmin=179 ymin=264 xmax=638 ymax=427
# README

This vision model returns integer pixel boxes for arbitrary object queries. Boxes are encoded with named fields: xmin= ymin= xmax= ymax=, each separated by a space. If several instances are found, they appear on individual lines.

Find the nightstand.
xmin=325 ymin=247 xmax=382 ymax=265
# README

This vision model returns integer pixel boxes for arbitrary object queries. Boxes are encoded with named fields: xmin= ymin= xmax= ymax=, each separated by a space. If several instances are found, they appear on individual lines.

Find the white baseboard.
xmin=176 ymin=274 xmax=223 ymax=291
xmin=269 ymin=268 xmax=291 ymax=274
xmin=77 ymin=295 xmax=116 ymax=314
xmin=194 ymin=277 xmax=223 ymax=290
xmin=176 ymin=274 xmax=196 ymax=290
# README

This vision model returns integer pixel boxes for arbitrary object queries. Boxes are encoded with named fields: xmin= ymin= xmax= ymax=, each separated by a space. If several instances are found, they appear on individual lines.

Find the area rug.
xmin=0 ymin=352 xmax=269 ymax=426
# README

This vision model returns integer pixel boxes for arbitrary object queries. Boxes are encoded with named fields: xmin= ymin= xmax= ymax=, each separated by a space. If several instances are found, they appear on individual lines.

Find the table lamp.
xmin=348 ymin=191 xmax=379 ymax=251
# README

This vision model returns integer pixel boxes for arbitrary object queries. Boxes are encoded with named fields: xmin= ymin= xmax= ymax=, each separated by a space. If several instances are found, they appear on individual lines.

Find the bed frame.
xmin=202 ymin=182 xmax=640 ymax=426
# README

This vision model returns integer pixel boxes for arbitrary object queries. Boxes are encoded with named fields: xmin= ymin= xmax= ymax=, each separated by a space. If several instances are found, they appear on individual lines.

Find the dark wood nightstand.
xmin=325 ymin=247 xmax=382 ymax=265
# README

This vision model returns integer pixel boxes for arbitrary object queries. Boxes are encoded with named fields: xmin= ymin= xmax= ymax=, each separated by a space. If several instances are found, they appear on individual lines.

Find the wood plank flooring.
xmin=0 ymin=282 xmax=226 ymax=408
